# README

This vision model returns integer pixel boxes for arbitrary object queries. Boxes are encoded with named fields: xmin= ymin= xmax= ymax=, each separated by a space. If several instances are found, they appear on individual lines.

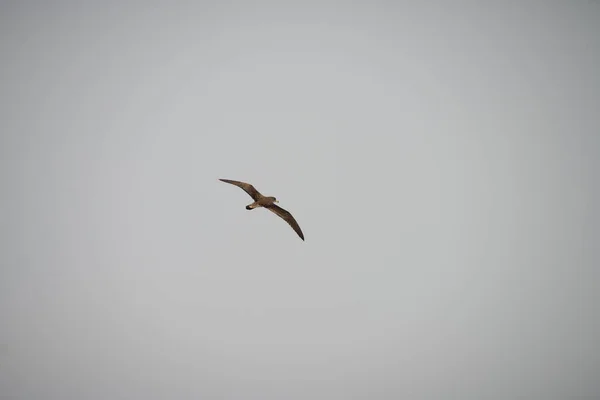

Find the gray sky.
xmin=1 ymin=2 xmax=599 ymax=399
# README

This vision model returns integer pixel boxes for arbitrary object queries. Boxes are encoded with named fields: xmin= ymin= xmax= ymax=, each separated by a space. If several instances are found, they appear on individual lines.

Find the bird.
xmin=219 ymin=179 xmax=305 ymax=241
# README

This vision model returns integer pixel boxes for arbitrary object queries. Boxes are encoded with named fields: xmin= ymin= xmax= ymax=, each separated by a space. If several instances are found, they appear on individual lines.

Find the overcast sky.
xmin=1 ymin=2 xmax=599 ymax=399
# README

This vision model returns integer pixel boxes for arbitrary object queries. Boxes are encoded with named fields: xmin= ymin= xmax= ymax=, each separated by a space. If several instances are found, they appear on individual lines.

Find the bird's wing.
xmin=265 ymin=204 xmax=305 ymax=241
xmin=219 ymin=179 xmax=262 ymax=201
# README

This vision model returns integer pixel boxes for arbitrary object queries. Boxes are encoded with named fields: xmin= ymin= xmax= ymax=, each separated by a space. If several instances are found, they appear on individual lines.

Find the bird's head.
xmin=270 ymin=196 xmax=279 ymax=203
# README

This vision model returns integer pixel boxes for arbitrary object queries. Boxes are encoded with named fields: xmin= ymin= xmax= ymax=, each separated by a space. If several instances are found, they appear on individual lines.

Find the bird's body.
xmin=219 ymin=179 xmax=305 ymax=241
xmin=246 ymin=196 xmax=277 ymax=210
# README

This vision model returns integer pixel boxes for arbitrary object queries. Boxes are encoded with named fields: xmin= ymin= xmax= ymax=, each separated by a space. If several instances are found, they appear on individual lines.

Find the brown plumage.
xmin=219 ymin=179 xmax=305 ymax=241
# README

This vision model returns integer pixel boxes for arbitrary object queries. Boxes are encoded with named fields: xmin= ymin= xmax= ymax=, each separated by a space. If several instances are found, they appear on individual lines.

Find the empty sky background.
xmin=1 ymin=2 xmax=599 ymax=399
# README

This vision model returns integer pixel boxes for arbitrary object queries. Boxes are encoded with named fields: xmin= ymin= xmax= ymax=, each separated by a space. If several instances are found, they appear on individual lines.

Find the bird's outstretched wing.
xmin=265 ymin=204 xmax=305 ymax=241
xmin=219 ymin=179 xmax=262 ymax=201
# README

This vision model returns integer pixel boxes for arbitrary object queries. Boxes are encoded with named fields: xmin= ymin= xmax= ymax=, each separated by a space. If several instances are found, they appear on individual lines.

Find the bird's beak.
xmin=275 ymin=200 xmax=279 ymax=203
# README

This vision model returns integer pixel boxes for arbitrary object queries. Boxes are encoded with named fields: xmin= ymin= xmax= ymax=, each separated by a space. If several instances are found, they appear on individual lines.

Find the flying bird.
xmin=219 ymin=179 xmax=305 ymax=241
